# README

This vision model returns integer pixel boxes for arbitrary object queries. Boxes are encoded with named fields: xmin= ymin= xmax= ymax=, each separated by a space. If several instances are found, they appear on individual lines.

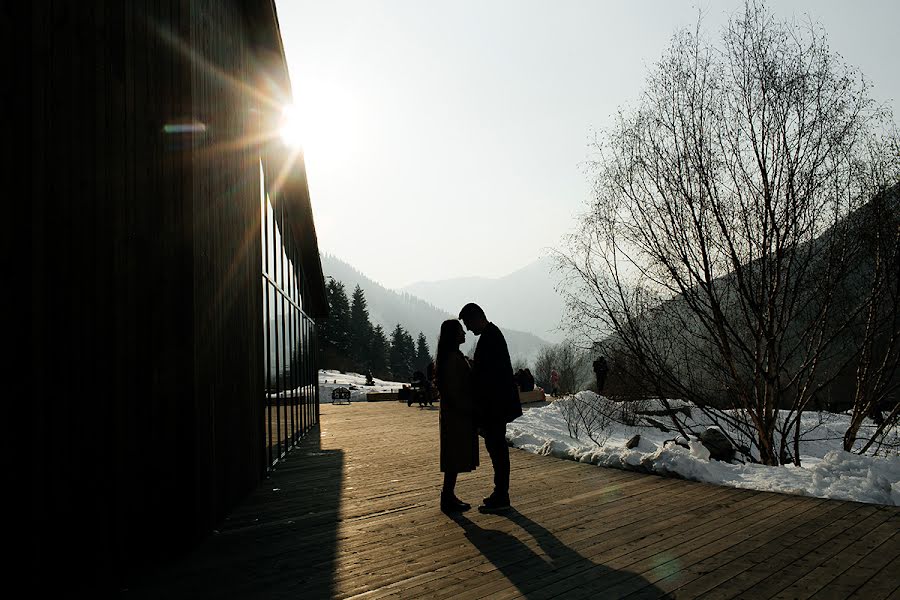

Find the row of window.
xmin=260 ymin=160 xmax=317 ymax=470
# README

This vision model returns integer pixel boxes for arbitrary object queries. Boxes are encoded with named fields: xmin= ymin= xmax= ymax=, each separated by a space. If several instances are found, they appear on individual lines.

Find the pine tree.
xmin=330 ymin=280 xmax=351 ymax=356
xmin=316 ymin=284 xmax=335 ymax=361
xmin=348 ymin=284 xmax=373 ymax=371
xmin=415 ymin=332 xmax=433 ymax=374
xmin=402 ymin=330 xmax=417 ymax=375
xmin=318 ymin=278 xmax=351 ymax=369
xmin=369 ymin=325 xmax=390 ymax=380
xmin=390 ymin=324 xmax=414 ymax=381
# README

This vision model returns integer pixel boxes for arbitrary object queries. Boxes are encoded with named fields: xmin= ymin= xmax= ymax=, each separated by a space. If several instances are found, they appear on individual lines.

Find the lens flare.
xmin=279 ymin=105 xmax=305 ymax=148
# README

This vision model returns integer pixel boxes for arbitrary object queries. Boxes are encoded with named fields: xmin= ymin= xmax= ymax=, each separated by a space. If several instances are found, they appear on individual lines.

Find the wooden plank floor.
xmin=126 ymin=402 xmax=900 ymax=599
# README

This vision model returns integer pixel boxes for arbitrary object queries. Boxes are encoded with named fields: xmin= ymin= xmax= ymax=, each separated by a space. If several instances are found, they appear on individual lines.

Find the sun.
xmin=279 ymin=104 xmax=305 ymax=148
xmin=278 ymin=80 xmax=357 ymax=172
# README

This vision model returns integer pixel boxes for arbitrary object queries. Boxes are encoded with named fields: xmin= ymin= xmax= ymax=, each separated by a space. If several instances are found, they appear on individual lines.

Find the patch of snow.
xmin=507 ymin=393 xmax=900 ymax=506
xmin=318 ymin=369 xmax=406 ymax=403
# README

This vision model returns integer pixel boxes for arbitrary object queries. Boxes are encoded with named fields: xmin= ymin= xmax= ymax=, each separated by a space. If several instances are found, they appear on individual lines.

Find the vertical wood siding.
xmin=189 ymin=0 xmax=266 ymax=537
xmin=27 ymin=1 xmax=296 ymax=590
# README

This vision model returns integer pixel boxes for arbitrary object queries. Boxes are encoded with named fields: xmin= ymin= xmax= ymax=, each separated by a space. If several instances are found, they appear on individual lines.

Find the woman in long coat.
xmin=435 ymin=319 xmax=479 ymax=512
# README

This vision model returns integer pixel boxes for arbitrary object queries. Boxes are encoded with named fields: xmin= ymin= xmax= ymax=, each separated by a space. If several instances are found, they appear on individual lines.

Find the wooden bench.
xmin=331 ymin=387 xmax=351 ymax=405
xmin=518 ymin=389 xmax=547 ymax=404
xmin=366 ymin=391 xmax=399 ymax=402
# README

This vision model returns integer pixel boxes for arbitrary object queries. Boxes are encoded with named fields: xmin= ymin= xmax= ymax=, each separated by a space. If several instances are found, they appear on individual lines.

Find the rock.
xmin=626 ymin=434 xmax=641 ymax=449
xmin=673 ymin=436 xmax=690 ymax=448
xmin=700 ymin=427 xmax=736 ymax=462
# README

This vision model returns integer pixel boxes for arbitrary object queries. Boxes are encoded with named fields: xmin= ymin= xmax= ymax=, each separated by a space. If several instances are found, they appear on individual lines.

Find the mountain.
xmin=598 ymin=185 xmax=900 ymax=409
xmin=402 ymin=257 xmax=568 ymax=344
xmin=320 ymin=254 xmax=552 ymax=365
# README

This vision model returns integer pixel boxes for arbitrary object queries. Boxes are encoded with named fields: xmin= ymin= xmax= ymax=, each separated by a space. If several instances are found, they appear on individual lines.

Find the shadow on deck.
xmin=126 ymin=428 xmax=344 ymax=598
xmin=126 ymin=402 xmax=900 ymax=599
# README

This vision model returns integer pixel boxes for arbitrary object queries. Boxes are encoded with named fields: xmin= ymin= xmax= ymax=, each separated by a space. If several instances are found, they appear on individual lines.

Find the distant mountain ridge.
xmin=402 ymin=256 xmax=567 ymax=343
xmin=320 ymin=254 xmax=552 ymax=364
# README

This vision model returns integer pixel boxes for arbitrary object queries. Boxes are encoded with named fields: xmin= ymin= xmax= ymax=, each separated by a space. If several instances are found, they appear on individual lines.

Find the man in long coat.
xmin=459 ymin=302 xmax=522 ymax=512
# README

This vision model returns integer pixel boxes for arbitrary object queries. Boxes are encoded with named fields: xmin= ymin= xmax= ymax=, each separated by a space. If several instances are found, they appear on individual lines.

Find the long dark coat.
xmin=472 ymin=322 xmax=523 ymax=425
xmin=438 ymin=350 xmax=479 ymax=473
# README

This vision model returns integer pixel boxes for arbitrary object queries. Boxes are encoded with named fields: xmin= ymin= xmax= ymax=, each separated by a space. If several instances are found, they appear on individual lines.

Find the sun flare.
xmin=278 ymin=80 xmax=357 ymax=171
xmin=279 ymin=105 xmax=305 ymax=148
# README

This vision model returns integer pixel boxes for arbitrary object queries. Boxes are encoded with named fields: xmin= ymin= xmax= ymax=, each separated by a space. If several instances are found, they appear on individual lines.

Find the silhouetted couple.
xmin=435 ymin=303 xmax=522 ymax=514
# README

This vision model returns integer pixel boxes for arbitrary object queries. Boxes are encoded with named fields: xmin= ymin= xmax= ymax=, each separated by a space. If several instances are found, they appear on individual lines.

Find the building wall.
xmin=188 ymin=0 xmax=268 ymax=542
xmin=28 ymin=0 xmax=316 ymax=589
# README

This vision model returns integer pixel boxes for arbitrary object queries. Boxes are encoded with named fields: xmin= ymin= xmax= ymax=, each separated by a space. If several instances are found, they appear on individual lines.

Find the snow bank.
xmin=507 ymin=393 xmax=900 ymax=506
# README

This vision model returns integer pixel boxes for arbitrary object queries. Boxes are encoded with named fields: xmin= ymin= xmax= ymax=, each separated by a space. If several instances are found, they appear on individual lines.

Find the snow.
xmin=318 ymin=369 xmax=406 ymax=402
xmin=317 ymin=372 xmax=900 ymax=506
xmin=507 ymin=391 xmax=900 ymax=506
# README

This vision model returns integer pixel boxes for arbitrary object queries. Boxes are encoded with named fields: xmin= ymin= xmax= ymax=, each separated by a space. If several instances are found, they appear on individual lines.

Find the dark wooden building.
xmin=25 ymin=1 xmax=327 ymax=590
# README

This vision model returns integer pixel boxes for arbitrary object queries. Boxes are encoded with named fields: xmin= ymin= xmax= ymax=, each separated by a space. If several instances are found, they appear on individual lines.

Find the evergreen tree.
xmin=390 ymin=324 xmax=415 ymax=381
xmin=315 ymin=302 xmax=332 ymax=354
xmin=315 ymin=286 xmax=334 ymax=365
xmin=318 ymin=278 xmax=351 ymax=369
xmin=402 ymin=330 xmax=417 ymax=374
xmin=415 ymin=332 xmax=433 ymax=373
xmin=330 ymin=280 xmax=351 ymax=356
xmin=348 ymin=284 xmax=373 ymax=371
xmin=369 ymin=325 xmax=390 ymax=380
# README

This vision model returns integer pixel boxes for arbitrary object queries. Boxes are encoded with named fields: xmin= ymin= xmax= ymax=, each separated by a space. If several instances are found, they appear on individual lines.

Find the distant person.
xmin=411 ymin=370 xmax=428 ymax=407
xmin=435 ymin=319 xmax=479 ymax=513
xmin=459 ymin=302 xmax=522 ymax=513
xmin=514 ymin=369 xmax=525 ymax=390
xmin=426 ymin=360 xmax=438 ymax=405
xmin=522 ymin=368 xmax=535 ymax=392
xmin=399 ymin=384 xmax=412 ymax=405
xmin=592 ymin=356 xmax=609 ymax=393
xmin=427 ymin=360 xmax=436 ymax=386
xmin=550 ymin=368 xmax=560 ymax=397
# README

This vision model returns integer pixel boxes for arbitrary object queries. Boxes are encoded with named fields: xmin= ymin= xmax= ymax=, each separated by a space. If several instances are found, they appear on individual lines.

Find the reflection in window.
xmin=260 ymin=159 xmax=318 ymax=470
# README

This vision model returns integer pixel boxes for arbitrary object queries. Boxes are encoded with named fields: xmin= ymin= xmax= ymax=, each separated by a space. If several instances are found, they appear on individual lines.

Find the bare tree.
xmin=556 ymin=393 xmax=615 ymax=447
xmin=555 ymin=396 xmax=580 ymax=439
xmin=558 ymin=1 xmax=899 ymax=465
xmin=575 ymin=394 xmax=614 ymax=447
xmin=533 ymin=344 xmax=556 ymax=393
xmin=843 ymin=186 xmax=900 ymax=454
xmin=534 ymin=340 xmax=591 ymax=395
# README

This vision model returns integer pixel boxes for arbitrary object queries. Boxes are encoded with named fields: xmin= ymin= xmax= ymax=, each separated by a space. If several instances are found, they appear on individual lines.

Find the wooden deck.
xmin=127 ymin=402 xmax=900 ymax=599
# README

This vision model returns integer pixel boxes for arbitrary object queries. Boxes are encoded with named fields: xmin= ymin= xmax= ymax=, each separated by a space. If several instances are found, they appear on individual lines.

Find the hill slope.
xmin=320 ymin=254 xmax=552 ymax=364
xmin=402 ymin=256 xmax=567 ymax=343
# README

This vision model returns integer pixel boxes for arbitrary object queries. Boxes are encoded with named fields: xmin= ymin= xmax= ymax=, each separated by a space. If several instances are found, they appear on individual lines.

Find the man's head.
xmin=459 ymin=302 xmax=488 ymax=335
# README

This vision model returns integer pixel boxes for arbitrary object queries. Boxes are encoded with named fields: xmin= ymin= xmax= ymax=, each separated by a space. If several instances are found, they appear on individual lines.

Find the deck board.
xmin=127 ymin=401 xmax=900 ymax=599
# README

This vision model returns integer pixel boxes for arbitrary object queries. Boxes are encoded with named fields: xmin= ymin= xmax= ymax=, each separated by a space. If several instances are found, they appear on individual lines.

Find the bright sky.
xmin=275 ymin=0 xmax=899 ymax=290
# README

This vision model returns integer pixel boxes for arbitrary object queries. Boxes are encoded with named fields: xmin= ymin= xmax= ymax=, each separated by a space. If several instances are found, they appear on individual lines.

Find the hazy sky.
xmin=275 ymin=0 xmax=899 ymax=290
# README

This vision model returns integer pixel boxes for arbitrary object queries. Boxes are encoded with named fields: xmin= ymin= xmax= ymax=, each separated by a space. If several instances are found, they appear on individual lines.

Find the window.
xmin=260 ymin=159 xmax=317 ymax=469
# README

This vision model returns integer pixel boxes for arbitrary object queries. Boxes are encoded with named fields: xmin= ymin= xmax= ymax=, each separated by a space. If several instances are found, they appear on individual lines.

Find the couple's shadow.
xmin=449 ymin=508 xmax=665 ymax=598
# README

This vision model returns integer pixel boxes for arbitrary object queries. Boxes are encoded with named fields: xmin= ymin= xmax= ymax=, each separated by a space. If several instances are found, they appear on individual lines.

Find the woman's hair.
xmin=434 ymin=319 xmax=462 ymax=394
